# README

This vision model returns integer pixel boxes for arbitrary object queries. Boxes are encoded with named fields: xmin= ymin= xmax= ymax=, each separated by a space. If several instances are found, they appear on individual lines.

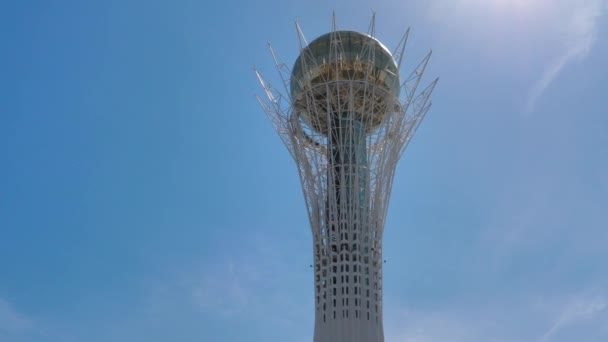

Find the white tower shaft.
xmin=256 ymin=16 xmax=437 ymax=342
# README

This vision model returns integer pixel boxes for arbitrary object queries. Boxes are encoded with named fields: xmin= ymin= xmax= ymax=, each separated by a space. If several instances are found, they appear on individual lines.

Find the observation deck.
xmin=290 ymin=31 xmax=400 ymax=135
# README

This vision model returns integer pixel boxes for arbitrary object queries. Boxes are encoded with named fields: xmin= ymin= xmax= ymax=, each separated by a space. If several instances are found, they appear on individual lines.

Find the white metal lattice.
xmin=256 ymin=15 xmax=437 ymax=342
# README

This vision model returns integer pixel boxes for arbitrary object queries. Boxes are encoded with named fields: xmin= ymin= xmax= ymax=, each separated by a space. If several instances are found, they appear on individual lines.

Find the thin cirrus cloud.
xmin=383 ymin=293 xmax=608 ymax=342
xmin=538 ymin=296 xmax=608 ymax=342
xmin=192 ymin=260 xmax=253 ymax=317
xmin=190 ymin=233 xmax=312 ymax=326
xmin=0 ymin=297 xmax=31 ymax=334
xmin=524 ymin=0 xmax=605 ymax=114
xmin=424 ymin=0 xmax=605 ymax=115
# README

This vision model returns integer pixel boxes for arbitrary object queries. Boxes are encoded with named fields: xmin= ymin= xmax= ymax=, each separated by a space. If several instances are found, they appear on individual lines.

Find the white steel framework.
xmin=256 ymin=15 xmax=437 ymax=342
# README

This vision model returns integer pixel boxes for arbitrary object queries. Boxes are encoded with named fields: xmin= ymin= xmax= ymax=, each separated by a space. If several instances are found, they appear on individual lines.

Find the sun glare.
xmin=461 ymin=0 xmax=547 ymax=13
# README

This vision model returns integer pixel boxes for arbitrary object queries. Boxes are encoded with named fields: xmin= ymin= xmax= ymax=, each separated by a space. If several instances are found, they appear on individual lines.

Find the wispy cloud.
xmin=0 ymin=297 xmax=31 ymax=333
xmin=539 ymin=296 xmax=607 ymax=342
xmin=524 ymin=0 xmax=605 ymax=114
xmin=385 ymin=292 xmax=608 ymax=342
xmin=192 ymin=259 xmax=255 ymax=317
xmin=186 ymin=232 xmax=313 ymax=334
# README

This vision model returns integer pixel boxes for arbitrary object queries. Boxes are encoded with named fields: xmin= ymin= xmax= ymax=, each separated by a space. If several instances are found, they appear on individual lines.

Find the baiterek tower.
xmin=256 ymin=15 xmax=437 ymax=342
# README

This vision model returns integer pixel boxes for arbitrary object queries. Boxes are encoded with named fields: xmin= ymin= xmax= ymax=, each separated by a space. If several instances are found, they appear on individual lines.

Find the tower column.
xmin=257 ymin=21 xmax=437 ymax=342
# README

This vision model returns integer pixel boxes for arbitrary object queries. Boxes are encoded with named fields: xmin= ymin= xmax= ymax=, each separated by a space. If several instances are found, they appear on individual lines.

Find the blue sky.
xmin=1 ymin=0 xmax=607 ymax=341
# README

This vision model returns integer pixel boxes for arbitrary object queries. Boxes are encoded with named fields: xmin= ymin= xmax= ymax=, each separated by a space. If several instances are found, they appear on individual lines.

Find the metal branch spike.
xmin=392 ymin=27 xmax=410 ymax=70
xmin=332 ymin=11 xmax=337 ymax=31
xmin=268 ymin=43 xmax=293 ymax=99
xmin=295 ymin=20 xmax=309 ymax=51
xmin=401 ymin=49 xmax=433 ymax=106
xmin=368 ymin=11 xmax=376 ymax=37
